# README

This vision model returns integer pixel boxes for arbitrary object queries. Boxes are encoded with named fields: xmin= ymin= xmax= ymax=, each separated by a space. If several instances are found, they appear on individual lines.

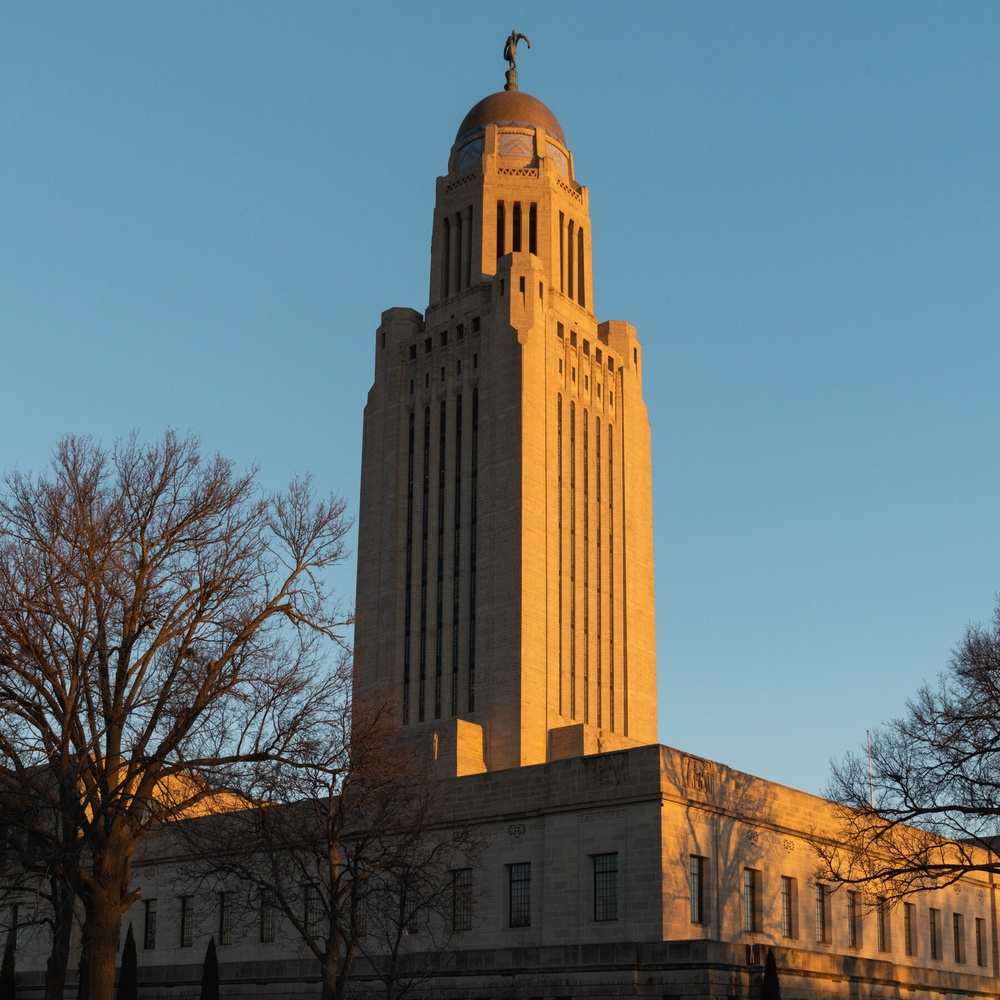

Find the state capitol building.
xmin=8 ymin=44 xmax=999 ymax=1000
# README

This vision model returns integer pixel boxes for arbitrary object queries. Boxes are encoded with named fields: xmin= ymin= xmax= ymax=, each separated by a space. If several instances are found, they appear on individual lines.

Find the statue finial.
xmin=503 ymin=30 xmax=531 ymax=91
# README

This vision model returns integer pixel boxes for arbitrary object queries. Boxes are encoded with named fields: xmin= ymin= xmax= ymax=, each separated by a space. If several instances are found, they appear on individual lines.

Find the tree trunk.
xmin=320 ymin=948 xmax=342 ymax=1000
xmin=82 ymin=893 xmax=123 ymax=1000
xmin=43 ymin=873 xmax=76 ymax=1000
xmin=81 ymin=841 xmax=134 ymax=1000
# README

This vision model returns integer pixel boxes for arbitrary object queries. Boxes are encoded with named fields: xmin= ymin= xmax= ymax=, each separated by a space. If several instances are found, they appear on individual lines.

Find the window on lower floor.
xmin=452 ymin=868 xmax=473 ymax=932
xmin=689 ymin=856 xmax=706 ymax=925
xmin=259 ymin=890 xmax=276 ymax=944
xmin=781 ymin=876 xmax=797 ymax=939
xmin=179 ymin=895 xmax=193 ymax=948
xmin=142 ymin=899 xmax=157 ymax=950
xmin=743 ymin=868 xmax=760 ymax=933
xmin=930 ymin=907 xmax=941 ymax=960
xmin=847 ymin=890 xmax=861 ymax=949
xmin=876 ymin=897 xmax=890 ymax=952
xmin=593 ymin=853 xmax=618 ymax=922
xmin=304 ymin=884 xmax=324 ymax=939
xmin=815 ymin=884 xmax=828 ymax=944
xmin=904 ymin=902 xmax=916 ymax=956
xmin=218 ymin=891 xmax=233 ymax=946
xmin=954 ymin=912 xmax=965 ymax=964
xmin=509 ymin=863 xmax=531 ymax=928
xmin=976 ymin=917 xmax=987 ymax=966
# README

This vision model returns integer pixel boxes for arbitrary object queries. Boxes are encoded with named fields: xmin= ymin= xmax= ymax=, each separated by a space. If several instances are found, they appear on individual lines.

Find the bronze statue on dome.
xmin=503 ymin=30 xmax=531 ymax=91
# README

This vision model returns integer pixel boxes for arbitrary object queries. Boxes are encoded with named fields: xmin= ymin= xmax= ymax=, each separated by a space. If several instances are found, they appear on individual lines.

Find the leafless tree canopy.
xmin=823 ymin=599 xmax=1000 ymax=896
xmin=189 ymin=709 xmax=475 ymax=1000
xmin=0 ymin=431 xmax=351 ymax=1000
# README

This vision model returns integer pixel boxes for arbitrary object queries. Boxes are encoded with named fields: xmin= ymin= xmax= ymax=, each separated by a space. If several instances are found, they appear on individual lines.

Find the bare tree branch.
xmin=0 ymin=431 xmax=351 ymax=1000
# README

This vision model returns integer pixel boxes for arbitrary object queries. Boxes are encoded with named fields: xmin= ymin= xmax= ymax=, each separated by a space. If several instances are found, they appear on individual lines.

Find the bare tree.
xmin=0 ymin=432 xmax=351 ymax=1000
xmin=823 ymin=597 xmax=1000 ymax=895
xmin=190 ymin=703 xmax=473 ymax=1000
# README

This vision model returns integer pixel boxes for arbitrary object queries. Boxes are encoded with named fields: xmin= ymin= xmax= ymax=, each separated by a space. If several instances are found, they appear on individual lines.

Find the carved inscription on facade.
xmin=597 ymin=752 xmax=629 ymax=787
xmin=683 ymin=755 xmax=715 ymax=795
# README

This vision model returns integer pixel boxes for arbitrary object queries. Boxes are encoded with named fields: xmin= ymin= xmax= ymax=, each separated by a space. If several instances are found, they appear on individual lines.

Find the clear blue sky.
xmin=3 ymin=4 xmax=998 ymax=795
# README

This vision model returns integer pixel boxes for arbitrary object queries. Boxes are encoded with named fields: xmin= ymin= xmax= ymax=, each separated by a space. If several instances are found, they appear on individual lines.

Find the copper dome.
xmin=455 ymin=91 xmax=566 ymax=146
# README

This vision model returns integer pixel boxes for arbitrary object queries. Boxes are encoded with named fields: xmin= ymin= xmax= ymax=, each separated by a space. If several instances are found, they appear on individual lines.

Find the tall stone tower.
xmin=354 ymin=65 xmax=657 ymax=775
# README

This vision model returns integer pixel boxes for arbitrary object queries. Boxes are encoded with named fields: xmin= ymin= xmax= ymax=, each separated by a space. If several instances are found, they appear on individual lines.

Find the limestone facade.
xmin=353 ymin=87 xmax=657 ymax=774
xmin=8 ymin=746 xmax=998 ymax=999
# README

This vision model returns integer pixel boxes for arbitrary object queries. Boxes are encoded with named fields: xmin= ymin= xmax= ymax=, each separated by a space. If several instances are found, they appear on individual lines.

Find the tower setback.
xmin=354 ymin=83 xmax=657 ymax=773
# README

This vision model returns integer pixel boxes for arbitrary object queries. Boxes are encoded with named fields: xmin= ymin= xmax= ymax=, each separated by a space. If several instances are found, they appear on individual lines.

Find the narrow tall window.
xmin=403 ymin=412 xmax=415 ymax=723
xmin=451 ymin=394 xmax=462 ymax=716
xmin=512 ymin=202 xmax=522 ymax=252
xmin=219 ymin=891 xmax=233 ymax=946
xmin=593 ymin=853 xmax=618 ymax=921
xmin=607 ymin=425 xmax=615 ymax=728
xmin=815 ymin=884 xmax=828 ymax=944
xmin=569 ymin=401 xmax=576 ymax=719
xmin=930 ymin=907 xmax=941 ymax=959
xmin=577 ymin=225 xmax=586 ymax=307
xmin=583 ymin=412 xmax=589 ymax=725
xmin=179 ymin=895 xmax=193 ymax=948
xmin=595 ymin=416 xmax=602 ymax=729
xmin=876 ymin=898 xmax=889 ymax=952
xmin=434 ymin=400 xmax=445 ymax=719
xmin=904 ymin=901 xmax=916 ymax=956
xmin=559 ymin=212 xmax=565 ymax=292
xmin=305 ymin=885 xmax=324 ymax=938
xmin=976 ymin=916 xmax=987 ymax=966
xmin=743 ymin=869 xmax=759 ymax=933
xmin=781 ymin=876 xmax=797 ymax=939
xmin=509 ymin=863 xmax=531 ymax=928
xmin=567 ymin=220 xmax=575 ymax=300
xmin=847 ymin=890 xmax=861 ymax=948
xmin=528 ymin=203 xmax=537 ymax=255
xmin=452 ymin=869 xmax=473 ymax=932
xmin=468 ymin=389 xmax=479 ymax=711
xmin=954 ymin=912 xmax=965 ymax=963
xmin=143 ymin=899 xmax=157 ymax=950
xmin=440 ymin=217 xmax=451 ymax=300
xmin=260 ymin=890 xmax=276 ymax=944
xmin=557 ymin=394 xmax=564 ymax=715
xmin=690 ymin=856 xmax=706 ymax=925
xmin=496 ymin=201 xmax=505 ymax=259
xmin=419 ymin=407 xmax=430 ymax=722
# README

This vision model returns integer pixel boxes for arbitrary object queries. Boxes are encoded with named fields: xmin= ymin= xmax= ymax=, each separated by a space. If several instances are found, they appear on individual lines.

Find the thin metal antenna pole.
xmin=867 ymin=729 xmax=875 ymax=809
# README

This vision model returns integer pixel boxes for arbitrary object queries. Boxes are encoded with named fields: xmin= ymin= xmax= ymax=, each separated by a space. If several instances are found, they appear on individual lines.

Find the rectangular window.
xmin=143 ymin=899 xmax=157 ymax=950
xmin=305 ymin=884 xmax=324 ymax=938
xmin=689 ymin=856 xmax=706 ymax=925
xmin=260 ymin=890 xmax=276 ymax=944
xmin=509 ymin=863 xmax=531 ymax=928
xmin=847 ymin=890 xmax=861 ymax=949
xmin=930 ymin=907 xmax=941 ymax=960
xmin=876 ymin=898 xmax=889 ymax=952
xmin=743 ymin=869 xmax=759 ymax=933
xmin=976 ymin=916 xmax=987 ymax=966
xmin=815 ymin=884 xmax=828 ymax=944
xmin=452 ymin=868 xmax=473 ymax=932
xmin=179 ymin=895 xmax=193 ymax=948
xmin=593 ymin=853 xmax=618 ymax=922
xmin=904 ymin=902 xmax=916 ymax=956
xmin=781 ymin=876 xmax=797 ymax=939
xmin=954 ymin=912 xmax=965 ymax=963
xmin=218 ymin=891 xmax=233 ymax=946
xmin=9 ymin=903 xmax=19 ymax=949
